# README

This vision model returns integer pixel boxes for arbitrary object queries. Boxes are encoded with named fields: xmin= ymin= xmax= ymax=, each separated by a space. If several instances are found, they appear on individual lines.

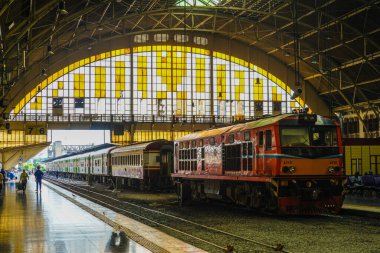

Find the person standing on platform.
xmin=0 ymin=172 xmax=4 ymax=193
xmin=0 ymin=168 xmax=5 ymax=184
xmin=34 ymin=165 xmax=44 ymax=192
xmin=20 ymin=169 xmax=29 ymax=193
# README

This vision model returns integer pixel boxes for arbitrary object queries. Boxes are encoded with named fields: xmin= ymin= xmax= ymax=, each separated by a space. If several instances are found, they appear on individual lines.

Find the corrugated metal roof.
xmin=176 ymin=114 xmax=291 ymax=141
xmin=110 ymin=140 xmax=170 ymax=154
xmin=176 ymin=114 xmax=338 ymax=142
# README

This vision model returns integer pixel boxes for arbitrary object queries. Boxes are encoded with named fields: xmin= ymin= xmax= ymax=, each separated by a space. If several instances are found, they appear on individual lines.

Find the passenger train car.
xmin=45 ymin=140 xmax=174 ymax=190
xmin=171 ymin=112 xmax=346 ymax=215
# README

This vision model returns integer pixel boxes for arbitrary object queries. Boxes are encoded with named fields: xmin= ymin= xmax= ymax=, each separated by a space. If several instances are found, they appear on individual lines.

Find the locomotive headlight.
xmin=328 ymin=166 xmax=337 ymax=173
xmin=283 ymin=166 xmax=296 ymax=173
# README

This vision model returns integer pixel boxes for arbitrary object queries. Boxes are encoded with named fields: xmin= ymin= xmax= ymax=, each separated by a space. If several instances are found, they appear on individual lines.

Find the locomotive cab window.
xmin=244 ymin=132 xmax=250 ymax=141
xmin=311 ymin=127 xmax=338 ymax=146
xmin=259 ymin=131 xmax=264 ymax=147
xmin=265 ymin=130 xmax=272 ymax=150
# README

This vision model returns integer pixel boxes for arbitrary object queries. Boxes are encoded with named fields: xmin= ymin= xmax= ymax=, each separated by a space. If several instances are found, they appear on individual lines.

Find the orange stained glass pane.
xmin=254 ymin=78 xmax=263 ymax=101
xmin=95 ymin=67 xmax=106 ymax=98
xmin=26 ymin=93 xmax=31 ymax=102
xmin=216 ymin=64 xmax=227 ymax=100
xmin=74 ymin=74 xmax=85 ymax=98
xmin=157 ymin=91 xmax=167 ymax=99
xmin=234 ymin=70 xmax=245 ymax=101
xmin=30 ymin=97 xmax=42 ymax=110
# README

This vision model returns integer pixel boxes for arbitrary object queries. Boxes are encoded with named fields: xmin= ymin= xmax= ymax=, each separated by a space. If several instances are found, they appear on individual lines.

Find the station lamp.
xmin=59 ymin=1 xmax=68 ymax=15
xmin=47 ymin=45 xmax=54 ymax=55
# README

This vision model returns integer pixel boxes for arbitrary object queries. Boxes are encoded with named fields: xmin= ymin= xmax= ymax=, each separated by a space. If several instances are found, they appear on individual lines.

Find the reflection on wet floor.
xmin=344 ymin=195 xmax=380 ymax=207
xmin=0 ymin=180 xmax=151 ymax=253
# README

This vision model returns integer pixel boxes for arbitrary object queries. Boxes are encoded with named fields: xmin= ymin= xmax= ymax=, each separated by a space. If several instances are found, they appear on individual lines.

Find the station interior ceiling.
xmin=0 ymin=0 xmax=379 ymax=122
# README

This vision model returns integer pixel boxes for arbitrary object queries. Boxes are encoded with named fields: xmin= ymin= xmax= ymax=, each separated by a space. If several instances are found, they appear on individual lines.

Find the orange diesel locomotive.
xmin=172 ymin=113 xmax=345 ymax=214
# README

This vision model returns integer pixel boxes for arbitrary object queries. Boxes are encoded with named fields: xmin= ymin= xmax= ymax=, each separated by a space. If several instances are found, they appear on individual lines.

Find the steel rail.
xmin=45 ymin=176 xmax=290 ymax=252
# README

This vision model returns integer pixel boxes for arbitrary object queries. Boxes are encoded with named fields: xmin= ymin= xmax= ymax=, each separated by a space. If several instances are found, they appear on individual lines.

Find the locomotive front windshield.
xmin=281 ymin=126 xmax=338 ymax=147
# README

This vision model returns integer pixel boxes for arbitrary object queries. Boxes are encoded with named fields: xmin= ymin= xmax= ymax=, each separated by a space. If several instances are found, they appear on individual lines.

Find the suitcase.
xmin=16 ymin=182 xmax=23 ymax=191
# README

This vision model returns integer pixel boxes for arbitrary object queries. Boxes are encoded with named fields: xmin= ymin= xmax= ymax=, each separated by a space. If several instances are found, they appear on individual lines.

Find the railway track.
xmin=44 ymin=177 xmax=290 ymax=253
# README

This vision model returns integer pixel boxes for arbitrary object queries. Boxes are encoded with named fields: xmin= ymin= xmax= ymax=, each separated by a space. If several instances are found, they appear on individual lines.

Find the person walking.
xmin=20 ymin=169 xmax=29 ymax=193
xmin=34 ymin=165 xmax=44 ymax=192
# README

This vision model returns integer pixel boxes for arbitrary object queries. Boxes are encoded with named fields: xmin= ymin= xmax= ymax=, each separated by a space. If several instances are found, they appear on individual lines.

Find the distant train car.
xmin=45 ymin=144 xmax=118 ymax=180
xmin=172 ymin=113 xmax=346 ymax=215
xmin=110 ymin=140 xmax=174 ymax=190
xmin=45 ymin=141 xmax=174 ymax=190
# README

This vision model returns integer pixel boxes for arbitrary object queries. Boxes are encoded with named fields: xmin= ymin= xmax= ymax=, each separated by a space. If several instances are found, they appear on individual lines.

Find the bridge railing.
xmin=9 ymin=113 xmax=256 ymax=124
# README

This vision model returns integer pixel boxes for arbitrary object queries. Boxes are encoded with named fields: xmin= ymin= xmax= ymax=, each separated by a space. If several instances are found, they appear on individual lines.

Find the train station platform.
xmin=0 ymin=180 xmax=150 ymax=253
xmin=0 ymin=179 xmax=206 ymax=253
xmin=342 ymin=195 xmax=380 ymax=217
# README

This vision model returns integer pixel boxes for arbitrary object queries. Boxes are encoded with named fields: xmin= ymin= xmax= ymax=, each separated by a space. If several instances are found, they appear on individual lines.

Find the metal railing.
xmin=10 ymin=113 xmax=257 ymax=125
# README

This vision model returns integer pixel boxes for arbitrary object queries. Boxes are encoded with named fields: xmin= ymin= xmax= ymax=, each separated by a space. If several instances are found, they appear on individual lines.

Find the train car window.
xmin=198 ymin=139 xmax=203 ymax=147
xmin=259 ymin=131 xmax=264 ymax=146
xmin=265 ymin=130 xmax=272 ymax=150
xmin=248 ymin=142 xmax=253 ymax=156
xmin=244 ymin=132 xmax=250 ymax=141
xmin=192 ymin=140 xmax=196 ymax=147
xmin=210 ymin=137 xmax=215 ymax=145
xmin=184 ymin=142 xmax=189 ymax=148
xmin=224 ymin=144 xmax=241 ymax=171
xmin=192 ymin=161 xmax=197 ymax=171
xmin=201 ymin=147 xmax=205 ymax=159
xmin=192 ymin=149 xmax=197 ymax=159
xmin=229 ymin=134 xmax=234 ymax=143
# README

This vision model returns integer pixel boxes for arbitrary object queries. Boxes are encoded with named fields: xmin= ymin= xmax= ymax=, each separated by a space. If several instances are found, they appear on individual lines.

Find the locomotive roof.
xmin=176 ymin=114 xmax=337 ymax=142
xmin=110 ymin=140 xmax=172 ymax=154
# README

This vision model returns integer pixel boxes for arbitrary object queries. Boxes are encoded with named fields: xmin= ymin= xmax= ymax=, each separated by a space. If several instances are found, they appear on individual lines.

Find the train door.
xmin=107 ymin=153 xmax=112 ymax=176
xmin=242 ymin=131 xmax=253 ymax=175
xmin=257 ymin=130 xmax=264 ymax=175
xmin=87 ymin=156 xmax=91 ymax=175
xmin=160 ymin=147 xmax=174 ymax=176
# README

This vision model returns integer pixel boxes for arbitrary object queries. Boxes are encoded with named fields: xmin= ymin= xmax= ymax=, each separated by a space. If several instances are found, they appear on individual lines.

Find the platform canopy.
xmin=0 ymin=0 xmax=379 ymax=120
